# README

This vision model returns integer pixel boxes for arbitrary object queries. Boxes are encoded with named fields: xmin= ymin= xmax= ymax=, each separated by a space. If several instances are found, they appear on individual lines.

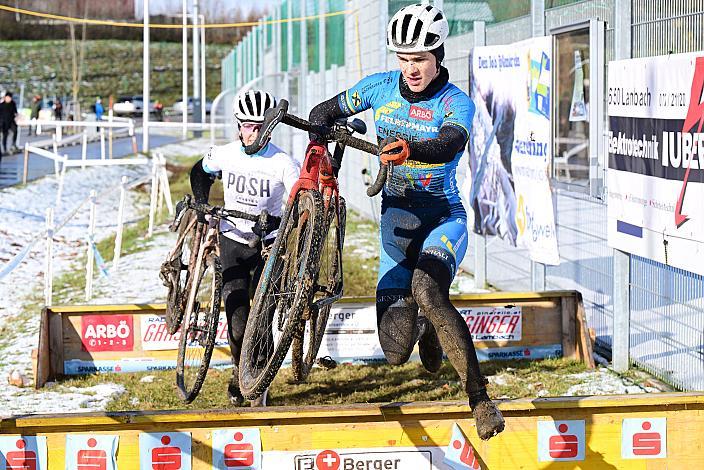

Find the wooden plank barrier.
xmin=0 ymin=393 xmax=702 ymax=468
xmin=35 ymin=291 xmax=594 ymax=388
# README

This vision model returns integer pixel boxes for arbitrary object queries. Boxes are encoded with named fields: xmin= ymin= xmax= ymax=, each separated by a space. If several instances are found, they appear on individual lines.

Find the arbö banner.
xmin=469 ymin=36 xmax=559 ymax=265
xmin=607 ymin=52 xmax=704 ymax=275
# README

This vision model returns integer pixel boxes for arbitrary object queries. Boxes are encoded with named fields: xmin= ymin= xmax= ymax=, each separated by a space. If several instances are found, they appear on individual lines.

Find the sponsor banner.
xmin=0 ymin=436 xmax=48 ymax=470
xmin=621 ymin=417 xmax=667 ymax=459
xmin=458 ymin=307 xmax=522 ymax=341
xmin=476 ymin=344 xmax=561 ymax=361
xmin=444 ymin=424 xmax=481 ymax=469
xmin=537 ymin=420 xmax=586 ymax=462
xmin=65 ymin=435 xmax=118 ymax=470
xmin=317 ymin=305 xmax=385 ymax=362
xmin=607 ymin=52 xmax=704 ymax=275
xmin=212 ymin=429 xmax=261 ymax=470
xmin=263 ymin=446 xmax=454 ymax=470
xmin=81 ymin=314 xmax=134 ymax=352
xmin=139 ymin=432 xmax=192 ymax=470
xmin=140 ymin=313 xmax=228 ymax=351
xmin=63 ymin=357 xmax=232 ymax=375
xmin=470 ymin=37 xmax=559 ymax=265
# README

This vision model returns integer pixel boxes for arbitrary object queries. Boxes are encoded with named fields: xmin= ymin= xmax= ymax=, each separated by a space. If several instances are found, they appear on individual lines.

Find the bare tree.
xmin=69 ymin=0 xmax=89 ymax=119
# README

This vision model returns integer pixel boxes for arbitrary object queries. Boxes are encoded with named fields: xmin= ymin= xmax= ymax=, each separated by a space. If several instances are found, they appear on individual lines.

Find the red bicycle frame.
xmin=287 ymin=141 xmax=340 ymax=213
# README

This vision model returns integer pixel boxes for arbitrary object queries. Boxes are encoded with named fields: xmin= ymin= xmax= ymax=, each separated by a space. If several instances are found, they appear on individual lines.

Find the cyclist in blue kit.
xmin=309 ymin=4 xmax=504 ymax=439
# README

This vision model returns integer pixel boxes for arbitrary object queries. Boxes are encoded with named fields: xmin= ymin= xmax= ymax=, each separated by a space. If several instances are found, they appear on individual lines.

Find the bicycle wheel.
xmin=239 ymin=190 xmax=324 ymax=399
xmin=161 ymin=210 xmax=200 ymax=335
xmin=291 ymin=197 xmax=346 ymax=382
xmin=176 ymin=247 xmax=222 ymax=403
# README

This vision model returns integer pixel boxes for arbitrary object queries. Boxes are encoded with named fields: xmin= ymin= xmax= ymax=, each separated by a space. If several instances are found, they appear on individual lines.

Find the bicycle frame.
xmin=288 ymin=141 xmax=340 ymax=211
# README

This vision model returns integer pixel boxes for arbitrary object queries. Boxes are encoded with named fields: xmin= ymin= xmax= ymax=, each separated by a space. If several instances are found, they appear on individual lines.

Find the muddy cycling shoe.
xmin=417 ymin=316 xmax=443 ymax=373
xmin=470 ymin=398 xmax=505 ymax=440
xmin=250 ymin=388 xmax=268 ymax=408
xmin=227 ymin=378 xmax=245 ymax=407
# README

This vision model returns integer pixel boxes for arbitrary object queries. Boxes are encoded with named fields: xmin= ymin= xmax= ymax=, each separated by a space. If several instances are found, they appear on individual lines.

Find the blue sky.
xmin=135 ymin=0 xmax=278 ymax=18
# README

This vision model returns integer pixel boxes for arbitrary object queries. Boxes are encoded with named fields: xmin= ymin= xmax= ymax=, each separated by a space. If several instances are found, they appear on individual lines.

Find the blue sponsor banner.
xmin=476 ymin=344 xmax=562 ymax=361
xmin=63 ymin=358 xmax=232 ymax=375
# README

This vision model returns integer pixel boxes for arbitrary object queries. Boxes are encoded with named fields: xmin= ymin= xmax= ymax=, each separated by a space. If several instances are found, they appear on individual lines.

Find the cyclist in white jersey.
xmin=189 ymin=90 xmax=300 ymax=407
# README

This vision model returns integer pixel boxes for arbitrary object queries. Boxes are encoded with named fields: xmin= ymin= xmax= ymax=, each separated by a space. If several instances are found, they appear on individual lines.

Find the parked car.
xmin=173 ymin=97 xmax=212 ymax=115
xmin=113 ymin=95 xmax=156 ymax=115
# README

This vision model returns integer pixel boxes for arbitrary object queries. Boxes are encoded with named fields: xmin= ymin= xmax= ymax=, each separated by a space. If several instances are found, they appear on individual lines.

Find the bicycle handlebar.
xmin=173 ymin=196 xmax=271 ymax=248
xmin=244 ymin=99 xmax=390 ymax=197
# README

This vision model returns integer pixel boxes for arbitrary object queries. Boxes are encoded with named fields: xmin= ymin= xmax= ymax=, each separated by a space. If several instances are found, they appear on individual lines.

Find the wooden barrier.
xmin=0 ymin=393 xmax=701 ymax=468
xmin=35 ymin=291 xmax=594 ymax=388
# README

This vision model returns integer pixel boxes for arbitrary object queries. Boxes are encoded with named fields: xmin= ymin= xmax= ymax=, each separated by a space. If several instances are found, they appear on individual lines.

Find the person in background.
xmin=154 ymin=100 xmax=164 ymax=121
xmin=54 ymin=98 xmax=63 ymax=121
xmin=0 ymin=92 xmax=19 ymax=155
xmin=29 ymin=95 xmax=42 ymax=136
xmin=95 ymin=97 xmax=104 ymax=131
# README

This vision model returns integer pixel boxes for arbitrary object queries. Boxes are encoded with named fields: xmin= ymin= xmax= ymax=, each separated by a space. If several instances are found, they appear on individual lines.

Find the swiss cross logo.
xmin=81 ymin=314 xmax=134 ymax=352
xmin=444 ymin=424 xmax=481 ymax=469
xmin=65 ymin=435 xmax=118 ymax=470
xmin=0 ymin=436 xmax=48 ymax=469
xmin=212 ymin=429 xmax=261 ymax=469
xmin=409 ymin=105 xmax=434 ymax=121
xmin=139 ymin=432 xmax=192 ymax=470
xmin=537 ymin=420 xmax=585 ymax=461
xmin=315 ymin=450 xmax=340 ymax=470
xmin=621 ymin=418 xmax=667 ymax=459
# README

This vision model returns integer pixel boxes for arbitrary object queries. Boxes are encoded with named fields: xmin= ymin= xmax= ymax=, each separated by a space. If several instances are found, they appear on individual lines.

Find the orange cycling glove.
xmin=379 ymin=137 xmax=410 ymax=165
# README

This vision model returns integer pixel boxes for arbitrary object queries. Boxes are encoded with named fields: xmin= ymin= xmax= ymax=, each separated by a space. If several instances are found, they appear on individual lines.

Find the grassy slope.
xmin=0 ymin=40 xmax=230 ymax=109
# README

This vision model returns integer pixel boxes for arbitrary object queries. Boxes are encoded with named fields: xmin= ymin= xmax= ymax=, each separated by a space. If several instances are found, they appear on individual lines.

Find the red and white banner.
xmin=537 ymin=420 xmax=585 ymax=462
xmin=621 ymin=417 xmax=667 ymax=459
xmin=81 ymin=315 xmax=134 ymax=352
xmin=139 ymin=432 xmax=192 ymax=470
xmin=212 ymin=429 xmax=261 ymax=469
xmin=65 ymin=435 xmax=119 ymax=470
xmin=0 ymin=436 xmax=48 ymax=470
xmin=140 ymin=314 xmax=228 ymax=351
xmin=458 ymin=307 xmax=522 ymax=341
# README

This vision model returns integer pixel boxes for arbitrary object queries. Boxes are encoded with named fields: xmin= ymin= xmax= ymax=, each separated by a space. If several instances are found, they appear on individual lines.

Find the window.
xmin=553 ymin=27 xmax=590 ymax=190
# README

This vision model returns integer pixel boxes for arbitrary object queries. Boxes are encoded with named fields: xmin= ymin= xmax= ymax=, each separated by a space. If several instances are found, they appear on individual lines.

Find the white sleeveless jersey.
xmin=202 ymin=141 xmax=300 ymax=244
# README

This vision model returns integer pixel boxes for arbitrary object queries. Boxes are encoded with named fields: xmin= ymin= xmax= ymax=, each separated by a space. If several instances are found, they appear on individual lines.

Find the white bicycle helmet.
xmin=234 ymin=89 xmax=276 ymax=124
xmin=386 ymin=4 xmax=449 ymax=53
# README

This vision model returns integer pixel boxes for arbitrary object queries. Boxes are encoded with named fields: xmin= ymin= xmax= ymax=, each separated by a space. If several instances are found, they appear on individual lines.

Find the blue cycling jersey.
xmin=339 ymin=70 xmax=475 ymax=204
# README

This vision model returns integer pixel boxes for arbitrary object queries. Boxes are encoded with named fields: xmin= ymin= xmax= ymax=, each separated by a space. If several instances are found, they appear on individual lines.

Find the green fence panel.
xmin=292 ymin=0 xmax=301 ymax=67
xmin=307 ymin=0 xmax=320 ymax=73
xmin=280 ymin=0 xmax=289 ymax=71
xmin=326 ymin=0 xmax=345 ymax=68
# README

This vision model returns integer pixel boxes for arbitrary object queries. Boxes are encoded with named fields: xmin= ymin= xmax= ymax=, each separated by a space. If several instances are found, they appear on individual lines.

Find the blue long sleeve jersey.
xmin=339 ymin=70 xmax=475 ymax=204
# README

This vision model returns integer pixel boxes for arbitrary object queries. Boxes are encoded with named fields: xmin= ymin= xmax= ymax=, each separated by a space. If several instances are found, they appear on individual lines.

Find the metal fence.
xmin=222 ymin=0 xmax=704 ymax=391
xmin=630 ymin=256 xmax=704 ymax=391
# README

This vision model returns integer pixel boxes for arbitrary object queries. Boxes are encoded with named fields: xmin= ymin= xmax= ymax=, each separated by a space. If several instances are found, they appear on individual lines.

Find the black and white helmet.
xmin=234 ymin=89 xmax=276 ymax=124
xmin=387 ymin=4 xmax=448 ymax=53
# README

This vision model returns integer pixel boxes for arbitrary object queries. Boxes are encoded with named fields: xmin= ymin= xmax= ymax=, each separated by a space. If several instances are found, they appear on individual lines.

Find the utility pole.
xmin=143 ymin=0 xmax=150 ymax=152
xmin=193 ymin=0 xmax=202 ymax=136
xmin=182 ymin=0 xmax=188 ymax=139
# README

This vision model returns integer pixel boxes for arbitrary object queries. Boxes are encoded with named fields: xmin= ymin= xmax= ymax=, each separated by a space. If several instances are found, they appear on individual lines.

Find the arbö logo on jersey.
xmin=409 ymin=105 xmax=434 ymax=121
xmin=81 ymin=314 xmax=134 ymax=352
